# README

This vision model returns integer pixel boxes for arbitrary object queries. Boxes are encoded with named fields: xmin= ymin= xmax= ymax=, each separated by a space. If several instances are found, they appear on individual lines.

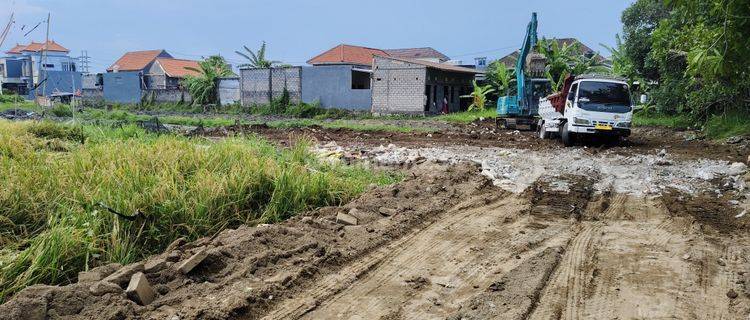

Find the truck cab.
xmin=537 ymin=75 xmax=634 ymax=146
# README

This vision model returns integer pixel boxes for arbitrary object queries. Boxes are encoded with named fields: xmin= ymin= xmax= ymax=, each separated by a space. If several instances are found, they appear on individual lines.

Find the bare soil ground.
xmin=3 ymin=120 xmax=750 ymax=320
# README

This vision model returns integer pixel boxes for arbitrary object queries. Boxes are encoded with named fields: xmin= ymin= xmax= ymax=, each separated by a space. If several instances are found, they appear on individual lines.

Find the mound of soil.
xmin=0 ymin=162 xmax=496 ymax=320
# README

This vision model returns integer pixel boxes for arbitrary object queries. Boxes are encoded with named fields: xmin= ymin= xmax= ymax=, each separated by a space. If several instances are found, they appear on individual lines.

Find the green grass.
xmin=0 ymin=120 xmax=401 ymax=301
xmin=704 ymin=111 xmax=750 ymax=140
xmin=434 ymin=109 xmax=496 ymax=123
xmin=632 ymin=112 xmax=694 ymax=129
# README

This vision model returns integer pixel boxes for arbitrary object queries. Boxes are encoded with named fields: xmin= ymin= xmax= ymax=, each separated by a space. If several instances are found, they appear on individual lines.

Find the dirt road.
xmin=2 ymin=123 xmax=749 ymax=320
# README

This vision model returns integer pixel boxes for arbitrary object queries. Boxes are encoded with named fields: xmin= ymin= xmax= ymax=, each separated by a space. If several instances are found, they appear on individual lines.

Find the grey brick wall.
xmin=240 ymin=67 xmax=301 ymax=106
xmin=371 ymin=56 xmax=427 ymax=115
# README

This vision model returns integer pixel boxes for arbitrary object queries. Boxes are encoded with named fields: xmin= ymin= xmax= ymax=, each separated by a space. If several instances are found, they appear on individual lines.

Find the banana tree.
xmin=183 ymin=56 xmax=233 ymax=106
xmin=461 ymin=80 xmax=495 ymax=111
xmin=235 ymin=41 xmax=281 ymax=68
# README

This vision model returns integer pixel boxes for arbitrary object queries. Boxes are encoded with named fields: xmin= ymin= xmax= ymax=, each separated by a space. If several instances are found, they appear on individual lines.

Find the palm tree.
xmin=461 ymin=80 xmax=496 ymax=111
xmin=235 ymin=41 xmax=281 ymax=68
xmin=183 ymin=55 xmax=233 ymax=106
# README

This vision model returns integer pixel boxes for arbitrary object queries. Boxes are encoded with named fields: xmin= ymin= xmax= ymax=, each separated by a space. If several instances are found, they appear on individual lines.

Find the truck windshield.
xmin=577 ymin=81 xmax=632 ymax=113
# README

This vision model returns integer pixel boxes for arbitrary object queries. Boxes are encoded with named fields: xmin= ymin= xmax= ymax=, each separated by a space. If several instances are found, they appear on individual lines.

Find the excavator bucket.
xmin=526 ymin=52 xmax=547 ymax=78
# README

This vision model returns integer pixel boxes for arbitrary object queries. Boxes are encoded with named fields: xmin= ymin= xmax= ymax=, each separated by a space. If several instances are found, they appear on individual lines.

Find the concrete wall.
xmin=371 ymin=56 xmax=427 ymax=115
xmin=240 ymin=67 xmax=301 ymax=106
xmin=26 ymin=71 xmax=83 ymax=99
xmin=217 ymin=77 xmax=240 ymax=105
xmin=103 ymin=71 xmax=142 ymax=104
xmin=301 ymin=65 xmax=371 ymax=110
xmin=82 ymin=88 xmax=104 ymax=105
xmin=141 ymin=89 xmax=192 ymax=104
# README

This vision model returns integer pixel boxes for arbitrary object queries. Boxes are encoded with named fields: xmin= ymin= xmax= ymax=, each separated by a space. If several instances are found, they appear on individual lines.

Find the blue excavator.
xmin=496 ymin=12 xmax=551 ymax=130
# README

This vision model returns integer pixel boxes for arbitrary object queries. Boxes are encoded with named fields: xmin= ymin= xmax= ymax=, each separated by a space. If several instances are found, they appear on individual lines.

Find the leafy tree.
xmin=235 ymin=41 xmax=281 ymax=68
xmin=621 ymin=0 xmax=670 ymax=81
xmin=182 ymin=56 xmax=233 ymax=106
xmin=536 ymin=38 xmax=608 ymax=91
xmin=623 ymin=0 xmax=750 ymax=118
xmin=461 ymin=80 xmax=495 ymax=111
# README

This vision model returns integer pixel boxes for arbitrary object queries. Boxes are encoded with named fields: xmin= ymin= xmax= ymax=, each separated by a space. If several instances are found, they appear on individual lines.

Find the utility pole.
xmin=38 ymin=12 xmax=50 ymax=105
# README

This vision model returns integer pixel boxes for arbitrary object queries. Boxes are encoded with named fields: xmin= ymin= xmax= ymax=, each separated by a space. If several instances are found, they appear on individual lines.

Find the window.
xmin=43 ymin=63 xmax=54 ymax=69
xmin=351 ymin=70 xmax=370 ymax=90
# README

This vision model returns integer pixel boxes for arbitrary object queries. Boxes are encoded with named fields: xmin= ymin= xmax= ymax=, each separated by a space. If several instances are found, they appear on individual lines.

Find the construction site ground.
xmin=2 ymin=119 xmax=750 ymax=320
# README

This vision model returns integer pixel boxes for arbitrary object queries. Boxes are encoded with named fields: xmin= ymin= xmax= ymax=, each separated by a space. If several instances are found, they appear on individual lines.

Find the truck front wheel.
xmin=561 ymin=123 xmax=575 ymax=146
xmin=538 ymin=122 xmax=549 ymax=139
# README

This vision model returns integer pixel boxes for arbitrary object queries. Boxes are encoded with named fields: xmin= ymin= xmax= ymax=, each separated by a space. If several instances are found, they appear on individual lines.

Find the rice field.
xmin=0 ymin=120 xmax=400 ymax=301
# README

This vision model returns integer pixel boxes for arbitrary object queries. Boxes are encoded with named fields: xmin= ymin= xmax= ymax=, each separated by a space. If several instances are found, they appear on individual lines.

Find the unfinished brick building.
xmin=371 ymin=55 xmax=482 ymax=116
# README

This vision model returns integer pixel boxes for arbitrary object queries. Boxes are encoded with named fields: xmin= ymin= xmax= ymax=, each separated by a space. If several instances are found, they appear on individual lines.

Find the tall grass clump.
xmin=0 ymin=120 xmax=399 ymax=301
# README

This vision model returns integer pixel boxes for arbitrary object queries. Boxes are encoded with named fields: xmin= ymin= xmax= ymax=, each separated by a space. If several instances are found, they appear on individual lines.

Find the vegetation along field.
xmin=0 ymin=120 xmax=400 ymax=302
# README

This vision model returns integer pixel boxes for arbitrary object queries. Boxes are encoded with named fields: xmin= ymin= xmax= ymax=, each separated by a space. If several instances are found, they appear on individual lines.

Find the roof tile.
xmin=108 ymin=50 xmax=171 ymax=72
xmin=307 ymin=44 xmax=388 ymax=66
xmin=155 ymin=58 xmax=201 ymax=78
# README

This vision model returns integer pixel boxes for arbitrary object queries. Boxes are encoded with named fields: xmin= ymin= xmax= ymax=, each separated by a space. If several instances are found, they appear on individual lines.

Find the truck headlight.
xmin=616 ymin=122 xmax=631 ymax=128
xmin=573 ymin=117 xmax=591 ymax=125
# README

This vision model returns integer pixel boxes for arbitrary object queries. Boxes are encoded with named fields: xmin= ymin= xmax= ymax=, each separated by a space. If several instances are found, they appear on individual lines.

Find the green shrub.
xmin=0 ymin=94 xmax=24 ymax=104
xmin=26 ymin=121 xmax=86 ymax=143
xmin=50 ymin=104 xmax=74 ymax=117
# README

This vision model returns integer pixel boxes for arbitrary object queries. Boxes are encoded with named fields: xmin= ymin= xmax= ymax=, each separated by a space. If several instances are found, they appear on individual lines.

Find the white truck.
xmin=536 ymin=75 xmax=634 ymax=146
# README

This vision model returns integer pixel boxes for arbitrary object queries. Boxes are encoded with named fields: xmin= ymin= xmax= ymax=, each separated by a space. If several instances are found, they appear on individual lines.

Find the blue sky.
xmin=2 ymin=0 xmax=632 ymax=72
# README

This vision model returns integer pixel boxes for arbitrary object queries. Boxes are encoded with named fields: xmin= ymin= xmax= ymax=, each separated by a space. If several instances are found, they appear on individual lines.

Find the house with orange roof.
xmin=239 ymin=43 xmax=459 ymax=111
xmin=101 ymin=49 xmax=200 ymax=103
xmin=1 ymin=40 xmax=82 ymax=99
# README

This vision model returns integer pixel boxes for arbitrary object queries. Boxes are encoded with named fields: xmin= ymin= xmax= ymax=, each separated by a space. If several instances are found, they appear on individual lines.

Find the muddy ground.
xmin=2 ymin=120 xmax=750 ymax=320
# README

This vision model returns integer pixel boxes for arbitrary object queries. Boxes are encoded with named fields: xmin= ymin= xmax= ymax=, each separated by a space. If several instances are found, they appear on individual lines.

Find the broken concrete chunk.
xmin=77 ymin=263 xmax=122 ymax=283
xmin=89 ymin=281 xmax=123 ymax=296
xmin=336 ymin=212 xmax=358 ymax=226
xmin=126 ymin=272 xmax=156 ymax=305
xmin=176 ymin=248 xmax=209 ymax=274
xmin=378 ymin=207 xmax=397 ymax=217
xmin=144 ymin=258 xmax=167 ymax=273
xmin=103 ymin=262 xmax=144 ymax=287
xmin=78 ymin=271 xmax=103 ymax=283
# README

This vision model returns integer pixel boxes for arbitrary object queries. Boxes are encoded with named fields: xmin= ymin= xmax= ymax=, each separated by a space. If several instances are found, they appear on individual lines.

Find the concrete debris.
xmin=103 ymin=262 xmax=144 ymax=287
xmin=144 ymin=258 xmax=167 ymax=273
xmin=0 ymin=109 xmax=35 ymax=120
xmin=359 ymin=145 xmax=746 ymax=196
xmin=77 ymin=264 xmax=121 ymax=283
xmin=379 ymin=207 xmax=397 ymax=217
xmin=89 ymin=281 xmax=123 ymax=296
xmin=176 ymin=248 xmax=209 ymax=274
xmin=126 ymin=272 xmax=156 ymax=305
xmin=735 ymin=210 xmax=747 ymax=219
xmin=725 ymin=136 xmax=745 ymax=144
xmin=727 ymin=162 xmax=747 ymax=176
xmin=726 ymin=289 xmax=739 ymax=299
xmin=336 ymin=212 xmax=358 ymax=226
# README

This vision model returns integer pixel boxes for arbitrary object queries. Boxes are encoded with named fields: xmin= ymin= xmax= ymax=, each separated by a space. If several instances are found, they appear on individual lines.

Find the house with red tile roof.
xmin=240 ymin=43 xmax=462 ymax=111
xmin=101 ymin=49 xmax=201 ymax=103
xmin=1 ymin=40 xmax=81 ymax=99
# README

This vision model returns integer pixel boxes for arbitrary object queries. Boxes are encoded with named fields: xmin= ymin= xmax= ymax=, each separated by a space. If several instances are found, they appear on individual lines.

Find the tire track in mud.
xmin=261 ymin=194 xmax=516 ymax=320
xmin=528 ymin=223 xmax=601 ymax=320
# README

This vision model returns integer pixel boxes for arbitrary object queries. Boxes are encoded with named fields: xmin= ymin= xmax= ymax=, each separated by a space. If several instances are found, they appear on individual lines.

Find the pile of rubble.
xmin=0 ymin=109 xmax=36 ymax=121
